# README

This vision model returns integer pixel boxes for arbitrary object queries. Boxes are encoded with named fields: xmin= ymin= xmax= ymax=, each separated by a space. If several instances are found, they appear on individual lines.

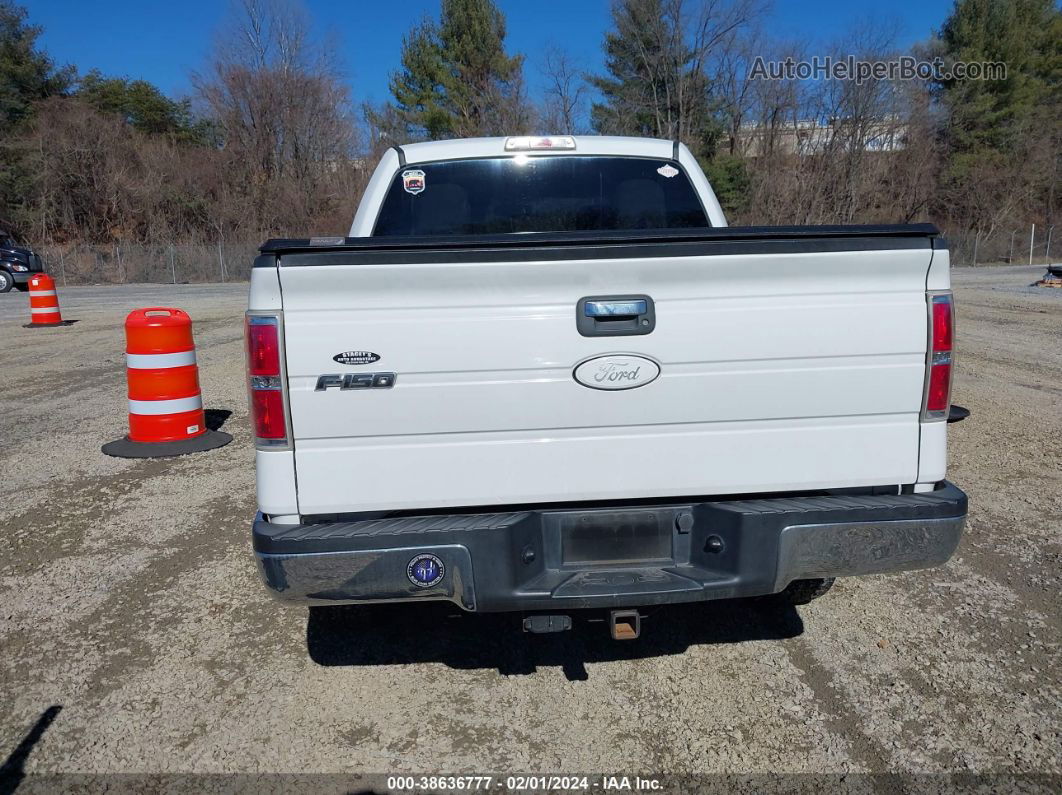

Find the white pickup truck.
xmin=246 ymin=135 xmax=967 ymax=638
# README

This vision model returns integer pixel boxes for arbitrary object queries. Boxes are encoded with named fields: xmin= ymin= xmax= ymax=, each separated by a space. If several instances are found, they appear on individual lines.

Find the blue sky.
xmin=27 ymin=0 xmax=955 ymax=105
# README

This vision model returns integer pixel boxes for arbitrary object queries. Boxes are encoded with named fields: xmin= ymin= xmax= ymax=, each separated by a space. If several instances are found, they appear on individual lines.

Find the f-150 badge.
xmin=333 ymin=350 xmax=380 ymax=365
xmin=402 ymin=169 xmax=425 ymax=195
xmin=315 ymin=373 xmax=396 ymax=390
xmin=573 ymin=355 xmax=660 ymax=390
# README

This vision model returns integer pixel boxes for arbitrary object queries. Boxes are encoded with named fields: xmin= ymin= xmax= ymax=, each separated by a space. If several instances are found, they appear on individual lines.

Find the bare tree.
xmin=678 ymin=0 xmax=766 ymax=144
xmin=591 ymin=0 xmax=765 ymax=153
xmin=711 ymin=23 xmax=766 ymax=156
xmin=540 ymin=44 xmax=588 ymax=133
xmin=724 ymin=18 xmax=957 ymax=228
xmin=193 ymin=0 xmax=362 ymax=236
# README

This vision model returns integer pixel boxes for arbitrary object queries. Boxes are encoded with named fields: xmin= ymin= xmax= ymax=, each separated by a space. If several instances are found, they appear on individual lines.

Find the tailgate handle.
xmin=577 ymin=295 xmax=655 ymax=337
xmin=585 ymin=300 xmax=646 ymax=317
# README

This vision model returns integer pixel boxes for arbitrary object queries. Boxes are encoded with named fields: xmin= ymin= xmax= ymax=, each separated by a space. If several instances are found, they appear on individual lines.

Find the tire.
xmin=0 ymin=271 xmax=13 ymax=293
xmin=780 ymin=577 xmax=835 ymax=605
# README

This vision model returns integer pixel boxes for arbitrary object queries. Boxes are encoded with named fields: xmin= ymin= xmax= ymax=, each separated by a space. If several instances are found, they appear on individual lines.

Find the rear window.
xmin=372 ymin=156 xmax=709 ymax=236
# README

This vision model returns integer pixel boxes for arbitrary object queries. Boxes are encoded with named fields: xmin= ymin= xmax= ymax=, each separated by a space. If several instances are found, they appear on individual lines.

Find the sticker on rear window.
xmin=402 ymin=169 xmax=425 ymax=195
xmin=656 ymin=164 xmax=679 ymax=178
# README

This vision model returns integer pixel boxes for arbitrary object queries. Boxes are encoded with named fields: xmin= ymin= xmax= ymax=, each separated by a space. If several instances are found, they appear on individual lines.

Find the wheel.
xmin=780 ymin=577 xmax=835 ymax=605
xmin=0 ymin=270 xmax=13 ymax=292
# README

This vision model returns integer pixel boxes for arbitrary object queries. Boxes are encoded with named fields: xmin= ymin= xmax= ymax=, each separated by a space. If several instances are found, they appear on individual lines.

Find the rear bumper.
xmin=253 ymin=481 xmax=967 ymax=612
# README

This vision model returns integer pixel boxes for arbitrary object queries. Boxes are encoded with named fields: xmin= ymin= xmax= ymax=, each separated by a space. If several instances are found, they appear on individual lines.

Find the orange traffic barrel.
xmin=23 ymin=273 xmax=72 ymax=328
xmin=102 ymin=308 xmax=231 ymax=458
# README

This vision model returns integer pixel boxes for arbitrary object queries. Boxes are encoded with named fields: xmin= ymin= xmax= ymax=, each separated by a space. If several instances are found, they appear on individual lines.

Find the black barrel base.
xmin=102 ymin=430 xmax=233 ymax=459
xmin=22 ymin=320 xmax=76 ymax=328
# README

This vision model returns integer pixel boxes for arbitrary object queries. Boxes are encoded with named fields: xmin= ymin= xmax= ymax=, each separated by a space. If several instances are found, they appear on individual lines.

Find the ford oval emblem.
xmin=573 ymin=355 xmax=660 ymax=390
xmin=333 ymin=350 xmax=380 ymax=366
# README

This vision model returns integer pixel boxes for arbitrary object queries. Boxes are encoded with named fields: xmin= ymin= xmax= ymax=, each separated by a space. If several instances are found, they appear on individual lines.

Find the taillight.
xmin=931 ymin=297 xmax=952 ymax=352
xmin=251 ymin=389 xmax=286 ymax=439
xmin=246 ymin=314 xmax=289 ymax=446
xmin=922 ymin=293 xmax=954 ymax=420
xmin=247 ymin=322 xmax=280 ymax=376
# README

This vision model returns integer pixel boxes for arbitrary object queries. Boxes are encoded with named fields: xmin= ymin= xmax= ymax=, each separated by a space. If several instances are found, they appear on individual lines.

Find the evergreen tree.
xmin=0 ymin=1 xmax=72 ymax=235
xmin=936 ymin=0 xmax=1060 ymax=157
xmin=0 ymin=1 xmax=72 ymax=124
xmin=388 ymin=18 xmax=451 ymax=140
xmin=77 ymin=70 xmax=209 ymax=143
xmin=383 ymin=0 xmax=526 ymax=141
xmin=702 ymin=154 xmax=750 ymax=215
xmin=589 ymin=0 xmax=721 ymax=156
xmin=934 ymin=0 xmax=1060 ymax=242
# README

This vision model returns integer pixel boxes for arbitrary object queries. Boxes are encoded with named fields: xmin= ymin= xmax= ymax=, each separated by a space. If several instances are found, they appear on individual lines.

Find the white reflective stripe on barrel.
xmin=127 ymin=395 xmax=203 ymax=415
xmin=30 ymin=307 xmax=61 ymax=314
xmin=29 ymin=290 xmax=57 ymax=297
xmin=126 ymin=350 xmax=197 ymax=369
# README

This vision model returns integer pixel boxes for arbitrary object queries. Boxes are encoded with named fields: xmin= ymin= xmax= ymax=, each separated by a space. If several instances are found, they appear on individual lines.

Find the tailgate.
xmin=274 ymin=230 xmax=935 ymax=515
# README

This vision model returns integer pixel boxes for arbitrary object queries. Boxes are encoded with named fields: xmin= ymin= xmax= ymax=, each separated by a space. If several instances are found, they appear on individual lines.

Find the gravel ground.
xmin=0 ymin=267 xmax=1059 ymax=792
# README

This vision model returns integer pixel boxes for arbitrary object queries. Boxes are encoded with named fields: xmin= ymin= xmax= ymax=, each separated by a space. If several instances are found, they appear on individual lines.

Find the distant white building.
xmin=735 ymin=116 xmax=907 ymax=157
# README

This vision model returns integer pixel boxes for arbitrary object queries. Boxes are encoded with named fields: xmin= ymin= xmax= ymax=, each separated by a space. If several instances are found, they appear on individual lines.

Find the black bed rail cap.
xmin=258 ymin=223 xmax=942 ymax=254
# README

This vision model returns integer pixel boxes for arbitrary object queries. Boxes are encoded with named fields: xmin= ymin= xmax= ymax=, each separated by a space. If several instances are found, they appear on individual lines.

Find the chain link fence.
xmin=944 ymin=225 xmax=1056 ymax=267
xmin=36 ymin=243 xmax=262 ymax=286
xmin=32 ymin=227 xmax=1057 ymax=285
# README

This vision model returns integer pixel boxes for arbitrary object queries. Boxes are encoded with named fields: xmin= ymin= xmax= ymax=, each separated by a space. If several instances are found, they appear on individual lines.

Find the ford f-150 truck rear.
xmin=246 ymin=135 xmax=967 ymax=634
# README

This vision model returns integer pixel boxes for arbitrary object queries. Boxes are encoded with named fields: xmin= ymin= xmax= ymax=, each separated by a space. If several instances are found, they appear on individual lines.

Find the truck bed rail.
xmin=258 ymin=224 xmax=943 ymax=266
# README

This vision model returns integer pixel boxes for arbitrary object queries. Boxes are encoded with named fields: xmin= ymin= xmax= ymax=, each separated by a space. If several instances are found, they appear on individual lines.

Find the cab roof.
xmin=397 ymin=136 xmax=677 ymax=165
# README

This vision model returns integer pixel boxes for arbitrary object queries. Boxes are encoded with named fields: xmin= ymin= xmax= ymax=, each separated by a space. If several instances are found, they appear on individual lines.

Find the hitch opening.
xmin=609 ymin=609 xmax=641 ymax=640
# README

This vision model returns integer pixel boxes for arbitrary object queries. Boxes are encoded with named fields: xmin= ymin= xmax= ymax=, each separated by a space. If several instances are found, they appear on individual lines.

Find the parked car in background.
xmin=0 ymin=235 xmax=45 ymax=292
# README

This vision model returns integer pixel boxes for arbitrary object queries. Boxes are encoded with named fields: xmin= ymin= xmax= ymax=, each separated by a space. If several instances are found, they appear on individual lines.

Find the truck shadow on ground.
xmin=306 ymin=598 xmax=803 ymax=680
xmin=204 ymin=408 xmax=232 ymax=430
xmin=0 ymin=705 xmax=61 ymax=795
